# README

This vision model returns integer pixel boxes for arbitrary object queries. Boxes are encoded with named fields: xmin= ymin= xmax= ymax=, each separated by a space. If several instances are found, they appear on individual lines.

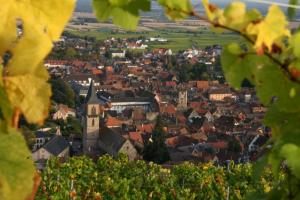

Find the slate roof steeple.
xmin=86 ymin=80 xmax=99 ymax=104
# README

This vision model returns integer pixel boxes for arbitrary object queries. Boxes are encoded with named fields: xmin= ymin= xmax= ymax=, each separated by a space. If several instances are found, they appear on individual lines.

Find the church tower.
xmin=177 ymin=88 xmax=188 ymax=111
xmin=83 ymin=80 xmax=100 ymax=155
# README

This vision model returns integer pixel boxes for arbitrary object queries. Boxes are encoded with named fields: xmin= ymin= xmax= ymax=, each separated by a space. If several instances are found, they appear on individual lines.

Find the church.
xmin=82 ymin=80 xmax=138 ymax=160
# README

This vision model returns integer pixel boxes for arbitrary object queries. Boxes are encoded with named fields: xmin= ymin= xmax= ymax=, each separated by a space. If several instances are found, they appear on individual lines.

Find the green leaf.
xmin=158 ymin=0 xmax=192 ymax=20
xmin=222 ymin=43 xmax=300 ymax=112
xmin=93 ymin=0 xmax=151 ymax=30
xmin=221 ymin=43 xmax=254 ymax=89
xmin=264 ymin=106 xmax=300 ymax=145
xmin=252 ymin=154 xmax=268 ymax=180
xmin=288 ymin=0 xmax=299 ymax=20
xmin=290 ymin=32 xmax=300 ymax=58
xmin=280 ymin=144 xmax=300 ymax=179
xmin=0 ymin=127 xmax=35 ymax=200
xmin=254 ymin=64 xmax=300 ymax=112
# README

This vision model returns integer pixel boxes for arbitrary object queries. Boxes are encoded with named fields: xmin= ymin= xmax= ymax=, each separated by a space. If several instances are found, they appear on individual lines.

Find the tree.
xmin=178 ymin=67 xmax=189 ymax=83
xmin=66 ymin=116 xmax=82 ymax=136
xmin=228 ymin=137 xmax=241 ymax=153
xmin=50 ymin=78 xmax=75 ymax=108
xmin=104 ymin=50 xmax=111 ymax=59
xmin=189 ymin=62 xmax=208 ymax=80
xmin=65 ymin=47 xmax=77 ymax=59
xmin=20 ymin=126 xmax=36 ymax=149
xmin=143 ymin=116 xmax=170 ymax=164
xmin=53 ymin=116 xmax=82 ymax=137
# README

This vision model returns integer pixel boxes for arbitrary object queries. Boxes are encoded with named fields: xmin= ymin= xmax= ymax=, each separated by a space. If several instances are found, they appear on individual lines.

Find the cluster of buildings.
xmin=30 ymin=33 xmax=269 ymax=168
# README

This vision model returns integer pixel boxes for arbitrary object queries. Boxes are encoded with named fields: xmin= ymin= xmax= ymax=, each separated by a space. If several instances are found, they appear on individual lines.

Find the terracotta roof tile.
xmin=129 ymin=132 xmax=144 ymax=144
xmin=136 ymin=124 xmax=154 ymax=133
xmin=106 ymin=117 xmax=122 ymax=127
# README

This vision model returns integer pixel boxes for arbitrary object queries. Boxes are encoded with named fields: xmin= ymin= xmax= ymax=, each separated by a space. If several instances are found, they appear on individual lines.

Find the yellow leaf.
xmin=246 ymin=5 xmax=290 ymax=52
xmin=223 ymin=2 xmax=246 ymax=28
xmin=202 ymin=0 xmax=223 ymax=22
xmin=0 ymin=3 xmax=18 ymax=55
xmin=5 ymin=74 xmax=51 ymax=124
xmin=7 ymin=29 xmax=53 ymax=76
xmin=0 ymin=0 xmax=75 ymax=75
xmin=0 ymin=0 xmax=74 ymax=124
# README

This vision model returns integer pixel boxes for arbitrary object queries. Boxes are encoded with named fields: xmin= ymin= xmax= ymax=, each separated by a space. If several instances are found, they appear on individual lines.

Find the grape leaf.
xmin=93 ymin=0 xmax=151 ymax=30
xmin=246 ymin=5 xmax=290 ymax=52
xmin=0 ymin=2 xmax=18 ymax=55
xmin=202 ymin=0 xmax=224 ymax=22
xmin=253 ymin=62 xmax=300 ymax=112
xmin=0 ymin=86 xmax=13 ymax=123
xmin=7 ymin=29 xmax=52 ymax=76
xmin=288 ymin=0 xmax=299 ymax=20
xmin=280 ymin=144 xmax=300 ymax=179
xmin=221 ymin=43 xmax=253 ymax=89
xmin=223 ymin=2 xmax=246 ymax=29
xmin=264 ymin=106 xmax=300 ymax=145
xmin=290 ymin=32 xmax=300 ymax=58
xmin=27 ymin=0 xmax=76 ymax=41
xmin=4 ymin=0 xmax=75 ymax=76
xmin=222 ymin=43 xmax=300 ymax=112
xmin=5 ymin=73 xmax=51 ymax=124
xmin=0 ymin=64 xmax=3 ymax=86
xmin=158 ymin=0 xmax=192 ymax=20
xmin=0 ymin=127 xmax=35 ymax=200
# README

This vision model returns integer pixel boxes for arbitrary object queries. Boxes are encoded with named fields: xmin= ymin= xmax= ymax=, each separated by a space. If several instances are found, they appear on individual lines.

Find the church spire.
xmin=86 ymin=80 xmax=99 ymax=104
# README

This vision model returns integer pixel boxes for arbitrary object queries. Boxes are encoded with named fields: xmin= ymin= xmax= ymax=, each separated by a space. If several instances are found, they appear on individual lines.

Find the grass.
xmin=67 ymin=27 xmax=240 ymax=52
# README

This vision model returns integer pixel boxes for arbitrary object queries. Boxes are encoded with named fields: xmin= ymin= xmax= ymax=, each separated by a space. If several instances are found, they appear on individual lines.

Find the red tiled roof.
xmin=208 ymin=141 xmax=228 ymax=149
xmin=106 ymin=66 xmax=114 ymax=73
xmin=106 ymin=117 xmax=122 ymax=127
xmin=161 ymin=104 xmax=176 ymax=115
xmin=190 ymin=133 xmax=207 ymax=141
xmin=190 ymin=102 xmax=202 ymax=110
xmin=129 ymin=132 xmax=144 ymax=144
xmin=196 ymin=81 xmax=209 ymax=89
xmin=45 ymin=60 xmax=68 ymax=65
xmin=176 ymin=114 xmax=186 ymax=124
xmin=196 ymin=108 xmax=207 ymax=114
xmin=136 ymin=124 xmax=154 ymax=133
xmin=165 ymin=81 xmax=177 ymax=87
xmin=92 ymin=69 xmax=103 ymax=75
xmin=159 ymin=71 xmax=170 ymax=79
xmin=166 ymin=135 xmax=195 ymax=147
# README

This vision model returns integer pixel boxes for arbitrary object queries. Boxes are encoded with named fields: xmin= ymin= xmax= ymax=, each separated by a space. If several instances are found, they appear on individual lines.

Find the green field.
xmin=67 ymin=27 xmax=240 ymax=52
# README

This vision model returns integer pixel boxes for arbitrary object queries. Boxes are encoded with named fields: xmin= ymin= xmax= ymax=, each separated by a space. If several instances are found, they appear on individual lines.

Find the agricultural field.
xmin=66 ymin=26 xmax=240 ymax=52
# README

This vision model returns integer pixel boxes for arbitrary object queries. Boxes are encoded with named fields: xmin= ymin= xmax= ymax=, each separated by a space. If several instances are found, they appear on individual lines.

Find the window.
xmin=91 ymin=106 xmax=96 ymax=115
xmin=92 ymin=118 xmax=95 ymax=126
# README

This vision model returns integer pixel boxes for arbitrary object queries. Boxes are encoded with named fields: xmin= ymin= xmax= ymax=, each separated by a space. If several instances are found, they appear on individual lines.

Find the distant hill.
xmin=75 ymin=0 xmax=299 ymax=20
xmin=76 ymin=0 xmax=92 ymax=12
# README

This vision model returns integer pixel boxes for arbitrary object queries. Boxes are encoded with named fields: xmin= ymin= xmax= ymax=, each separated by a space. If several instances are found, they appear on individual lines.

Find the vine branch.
xmin=12 ymin=107 xmax=21 ymax=128
xmin=183 ymin=9 xmax=300 ymax=84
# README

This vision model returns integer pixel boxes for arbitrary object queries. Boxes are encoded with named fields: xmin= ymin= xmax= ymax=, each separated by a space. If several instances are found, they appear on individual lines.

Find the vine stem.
xmin=26 ymin=171 xmax=41 ymax=200
xmin=183 ymin=9 xmax=300 ymax=84
xmin=12 ymin=107 xmax=21 ymax=128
